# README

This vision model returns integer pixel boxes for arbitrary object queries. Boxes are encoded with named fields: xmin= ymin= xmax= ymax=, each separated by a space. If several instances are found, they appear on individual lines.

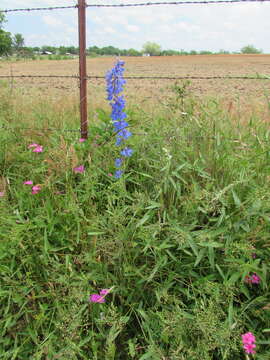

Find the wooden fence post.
xmin=78 ymin=0 xmax=88 ymax=139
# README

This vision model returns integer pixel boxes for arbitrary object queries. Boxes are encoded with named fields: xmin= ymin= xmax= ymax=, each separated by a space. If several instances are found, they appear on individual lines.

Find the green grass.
xmin=0 ymin=83 xmax=270 ymax=359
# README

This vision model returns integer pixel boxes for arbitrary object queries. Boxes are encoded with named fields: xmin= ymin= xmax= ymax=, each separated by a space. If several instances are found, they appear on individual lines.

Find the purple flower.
xmin=115 ymin=158 xmax=123 ymax=167
xmin=115 ymin=170 xmax=123 ymax=179
xmin=121 ymin=147 xmax=133 ymax=157
xmin=118 ymin=129 xmax=132 ymax=139
xmin=115 ymin=137 xmax=122 ymax=146
xmin=106 ymin=60 xmax=133 ymax=178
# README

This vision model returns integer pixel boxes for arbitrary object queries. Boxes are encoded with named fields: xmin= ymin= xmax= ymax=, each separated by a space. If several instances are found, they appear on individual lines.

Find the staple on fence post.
xmin=78 ymin=0 xmax=88 ymax=139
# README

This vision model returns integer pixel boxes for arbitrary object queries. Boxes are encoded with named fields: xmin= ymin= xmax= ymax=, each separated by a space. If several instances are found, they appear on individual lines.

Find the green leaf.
xmin=232 ymin=189 xmax=241 ymax=207
xmin=194 ymin=248 xmax=207 ymax=267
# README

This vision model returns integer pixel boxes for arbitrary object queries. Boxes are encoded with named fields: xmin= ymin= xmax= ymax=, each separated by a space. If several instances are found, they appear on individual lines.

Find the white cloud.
xmin=2 ymin=0 xmax=270 ymax=52
xmin=126 ymin=24 xmax=139 ymax=32
xmin=42 ymin=15 xmax=63 ymax=27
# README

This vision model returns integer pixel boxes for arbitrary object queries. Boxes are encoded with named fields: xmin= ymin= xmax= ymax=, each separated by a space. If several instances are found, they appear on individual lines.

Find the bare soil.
xmin=1 ymin=55 xmax=270 ymax=116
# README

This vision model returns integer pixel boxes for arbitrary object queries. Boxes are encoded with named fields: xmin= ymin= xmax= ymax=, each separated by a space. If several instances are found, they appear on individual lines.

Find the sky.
xmin=1 ymin=0 xmax=270 ymax=52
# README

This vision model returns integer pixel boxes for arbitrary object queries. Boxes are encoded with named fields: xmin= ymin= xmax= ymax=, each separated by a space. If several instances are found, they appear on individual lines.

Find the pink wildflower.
xmin=251 ymin=252 xmax=257 ymax=259
xmin=24 ymin=180 xmax=33 ymax=185
xmin=89 ymin=294 xmax=105 ymax=303
xmin=242 ymin=332 xmax=256 ymax=355
xmin=251 ymin=273 xmax=260 ymax=284
xmin=79 ymin=138 xmax=86 ymax=143
xmin=108 ymin=173 xmax=113 ymax=177
xmin=73 ymin=165 xmax=85 ymax=174
xmin=32 ymin=145 xmax=43 ymax=153
xmin=100 ymin=289 xmax=110 ymax=296
xmin=245 ymin=273 xmax=261 ymax=285
xmin=32 ymin=185 xmax=41 ymax=195
xmin=28 ymin=143 xmax=39 ymax=149
xmin=0 ymin=191 xmax=4 ymax=197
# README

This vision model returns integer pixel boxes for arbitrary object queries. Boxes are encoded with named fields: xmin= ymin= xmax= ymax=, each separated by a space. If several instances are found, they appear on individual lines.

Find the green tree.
xmin=0 ymin=12 xmax=6 ymax=29
xmin=142 ymin=41 xmax=161 ymax=56
xmin=13 ymin=33 xmax=25 ymax=52
xmin=241 ymin=45 xmax=262 ymax=54
xmin=0 ymin=12 xmax=12 ymax=55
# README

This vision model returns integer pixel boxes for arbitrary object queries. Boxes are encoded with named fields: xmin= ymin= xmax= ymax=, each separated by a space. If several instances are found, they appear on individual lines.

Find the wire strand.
xmin=86 ymin=0 xmax=270 ymax=7
xmin=0 ymin=74 xmax=269 ymax=80
xmin=1 ymin=0 xmax=270 ymax=12
xmin=1 ymin=5 xmax=77 ymax=13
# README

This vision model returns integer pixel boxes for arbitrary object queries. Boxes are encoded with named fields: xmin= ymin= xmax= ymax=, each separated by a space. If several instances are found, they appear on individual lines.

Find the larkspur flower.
xmin=241 ymin=332 xmax=256 ymax=355
xmin=23 ymin=180 xmax=33 ymax=185
xmin=115 ymin=137 xmax=122 ymax=146
xmin=115 ymin=158 xmax=123 ymax=167
xmin=121 ymin=147 xmax=133 ymax=157
xmin=73 ymin=165 xmax=85 ymax=174
xmin=118 ymin=129 xmax=132 ymax=139
xmin=115 ymin=170 xmax=123 ymax=179
xmin=106 ymin=60 xmax=132 ymax=178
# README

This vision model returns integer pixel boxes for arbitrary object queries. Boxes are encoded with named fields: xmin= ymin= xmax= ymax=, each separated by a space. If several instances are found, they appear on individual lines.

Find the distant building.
xmin=41 ymin=51 xmax=53 ymax=55
xmin=142 ymin=53 xmax=150 ymax=57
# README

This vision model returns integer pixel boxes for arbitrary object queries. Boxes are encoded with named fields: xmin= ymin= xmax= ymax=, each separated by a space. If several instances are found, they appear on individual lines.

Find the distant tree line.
xmin=0 ymin=13 xmax=264 ymax=58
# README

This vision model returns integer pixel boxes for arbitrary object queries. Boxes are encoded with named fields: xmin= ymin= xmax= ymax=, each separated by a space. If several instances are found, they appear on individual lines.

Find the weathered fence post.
xmin=78 ymin=0 xmax=88 ymax=139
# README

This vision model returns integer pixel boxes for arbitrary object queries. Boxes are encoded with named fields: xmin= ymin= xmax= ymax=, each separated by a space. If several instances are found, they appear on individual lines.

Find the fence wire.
xmin=1 ymin=5 xmax=77 ymax=13
xmin=86 ymin=0 xmax=270 ymax=7
xmin=1 ymin=0 xmax=270 ymax=12
xmin=0 ymin=74 xmax=269 ymax=80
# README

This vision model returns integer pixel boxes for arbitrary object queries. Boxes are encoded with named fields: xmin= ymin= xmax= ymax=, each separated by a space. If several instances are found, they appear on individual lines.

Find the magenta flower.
xmin=251 ymin=252 xmax=257 ymax=259
xmin=89 ymin=288 xmax=112 ymax=303
xmin=242 ymin=332 xmax=256 ymax=354
xmin=251 ymin=273 xmax=260 ymax=284
xmin=245 ymin=273 xmax=261 ymax=285
xmin=32 ymin=185 xmax=41 ymax=195
xmin=0 ymin=191 xmax=4 ymax=197
xmin=100 ymin=289 xmax=110 ymax=296
xmin=108 ymin=173 xmax=113 ymax=177
xmin=32 ymin=145 xmax=43 ymax=153
xmin=79 ymin=138 xmax=86 ymax=143
xmin=28 ymin=143 xmax=39 ymax=149
xmin=24 ymin=180 xmax=33 ymax=185
xmin=28 ymin=143 xmax=43 ymax=153
xmin=89 ymin=294 xmax=105 ymax=303
xmin=73 ymin=165 xmax=85 ymax=174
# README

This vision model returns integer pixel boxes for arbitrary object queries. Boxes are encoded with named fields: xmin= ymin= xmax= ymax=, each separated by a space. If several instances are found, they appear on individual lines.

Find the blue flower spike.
xmin=106 ymin=60 xmax=133 ymax=178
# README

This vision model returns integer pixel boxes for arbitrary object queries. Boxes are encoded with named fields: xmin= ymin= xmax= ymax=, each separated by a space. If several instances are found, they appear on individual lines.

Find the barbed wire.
xmin=0 ymin=75 xmax=79 ymax=79
xmin=87 ymin=75 xmax=270 ymax=80
xmin=1 ymin=74 xmax=269 ymax=80
xmin=1 ymin=5 xmax=77 ymax=13
xmin=86 ymin=0 xmax=270 ymax=7
xmin=0 ymin=124 xmax=80 ymax=133
xmin=1 ymin=0 xmax=270 ymax=13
